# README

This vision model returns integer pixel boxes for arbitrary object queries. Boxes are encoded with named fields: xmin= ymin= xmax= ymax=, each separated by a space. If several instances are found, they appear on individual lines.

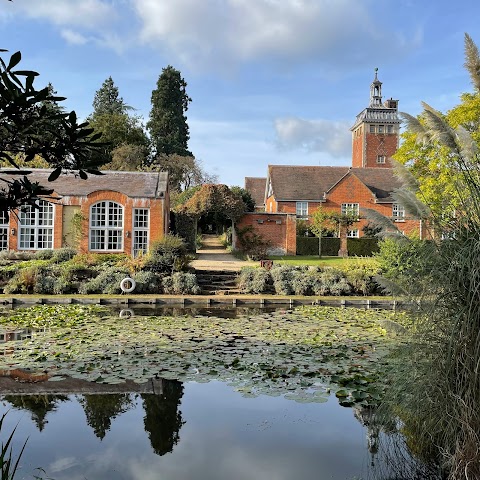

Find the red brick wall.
xmin=363 ymin=132 xmax=398 ymax=168
xmin=352 ymin=130 xmax=364 ymax=168
xmin=8 ymin=191 xmax=167 ymax=254
xmin=235 ymin=213 xmax=296 ymax=256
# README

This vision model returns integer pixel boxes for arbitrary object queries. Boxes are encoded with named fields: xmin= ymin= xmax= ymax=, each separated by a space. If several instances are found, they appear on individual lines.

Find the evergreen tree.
xmin=92 ymin=76 xmax=128 ymax=116
xmin=147 ymin=66 xmax=192 ymax=157
xmin=89 ymin=76 xmax=149 ymax=169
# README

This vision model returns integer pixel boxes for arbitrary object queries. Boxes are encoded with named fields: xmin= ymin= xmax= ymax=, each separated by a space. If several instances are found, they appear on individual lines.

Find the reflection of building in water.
xmin=0 ymin=328 xmax=32 ymax=343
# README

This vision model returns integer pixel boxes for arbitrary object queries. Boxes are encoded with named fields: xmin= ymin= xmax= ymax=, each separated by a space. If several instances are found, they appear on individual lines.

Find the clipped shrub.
xmin=144 ymin=235 xmax=190 ymax=274
xmin=345 ymin=268 xmax=378 ymax=295
xmin=270 ymin=265 xmax=295 ymax=295
xmin=33 ymin=274 xmax=56 ymax=294
xmin=346 ymin=238 xmax=379 ymax=256
xmin=133 ymin=271 xmax=162 ymax=294
xmin=291 ymin=268 xmax=312 ymax=295
xmin=79 ymin=266 xmax=130 ymax=294
xmin=52 ymin=247 xmax=77 ymax=263
xmin=162 ymin=272 xmax=200 ymax=295
xmin=53 ymin=277 xmax=71 ymax=295
xmin=296 ymin=237 xmax=341 ymax=256
xmin=238 ymin=267 xmax=271 ymax=294
xmin=33 ymin=249 xmax=54 ymax=260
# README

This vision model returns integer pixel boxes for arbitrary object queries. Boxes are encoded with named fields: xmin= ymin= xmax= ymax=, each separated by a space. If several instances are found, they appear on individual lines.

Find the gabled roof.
xmin=267 ymin=165 xmax=350 ymax=201
xmin=244 ymin=177 xmax=266 ymax=207
xmin=351 ymin=168 xmax=401 ymax=202
xmin=0 ymin=169 xmax=168 ymax=198
xmin=267 ymin=165 xmax=401 ymax=203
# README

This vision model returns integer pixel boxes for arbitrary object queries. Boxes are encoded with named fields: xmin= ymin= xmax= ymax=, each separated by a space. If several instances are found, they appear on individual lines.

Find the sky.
xmin=1 ymin=0 xmax=480 ymax=186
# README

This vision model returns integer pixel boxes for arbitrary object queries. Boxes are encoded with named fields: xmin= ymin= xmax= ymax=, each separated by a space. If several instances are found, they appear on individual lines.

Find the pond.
xmin=0 ymin=305 xmax=439 ymax=479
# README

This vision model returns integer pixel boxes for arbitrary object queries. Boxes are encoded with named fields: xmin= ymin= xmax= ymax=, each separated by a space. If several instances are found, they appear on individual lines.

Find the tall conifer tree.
xmin=147 ymin=66 xmax=192 ymax=157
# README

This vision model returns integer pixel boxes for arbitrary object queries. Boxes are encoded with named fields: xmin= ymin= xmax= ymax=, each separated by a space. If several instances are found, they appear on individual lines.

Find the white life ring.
xmin=120 ymin=277 xmax=136 ymax=293
xmin=119 ymin=308 xmax=135 ymax=318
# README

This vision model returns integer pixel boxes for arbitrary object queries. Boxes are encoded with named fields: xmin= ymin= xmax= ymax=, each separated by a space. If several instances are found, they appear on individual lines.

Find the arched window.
xmin=90 ymin=201 xmax=124 ymax=251
xmin=19 ymin=200 xmax=54 ymax=250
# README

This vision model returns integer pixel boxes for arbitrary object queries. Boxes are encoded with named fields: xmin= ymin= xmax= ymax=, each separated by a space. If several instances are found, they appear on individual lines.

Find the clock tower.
xmin=351 ymin=69 xmax=400 ymax=168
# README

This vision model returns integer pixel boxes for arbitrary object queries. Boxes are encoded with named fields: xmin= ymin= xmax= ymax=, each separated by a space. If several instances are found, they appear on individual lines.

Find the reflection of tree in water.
xmin=2 ymin=395 xmax=69 ymax=431
xmin=353 ymin=406 xmax=445 ymax=480
xmin=79 ymin=394 xmax=134 ymax=440
xmin=141 ymin=379 xmax=184 ymax=456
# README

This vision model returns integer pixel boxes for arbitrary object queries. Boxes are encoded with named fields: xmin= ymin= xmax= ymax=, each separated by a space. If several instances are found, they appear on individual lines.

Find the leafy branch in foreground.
xmin=0 ymin=48 xmax=106 ymax=215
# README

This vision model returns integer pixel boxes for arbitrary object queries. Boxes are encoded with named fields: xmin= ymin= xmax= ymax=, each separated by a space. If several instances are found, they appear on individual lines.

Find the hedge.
xmin=296 ymin=237 xmax=340 ymax=256
xmin=296 ymin=237 xmax=378 ymax=257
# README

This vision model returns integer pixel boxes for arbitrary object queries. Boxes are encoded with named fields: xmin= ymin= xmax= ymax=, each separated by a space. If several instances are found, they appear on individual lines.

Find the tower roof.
xmin=351 ymin=69 xmax=400 ymax=130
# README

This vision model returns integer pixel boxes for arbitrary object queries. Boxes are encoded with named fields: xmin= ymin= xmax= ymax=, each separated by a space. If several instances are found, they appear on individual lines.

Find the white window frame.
xmin=392 ymin=203 xmax=405 ymax=222
xmin=89 ymin=201 xmax=124 ymax=252
xmin=387 ymin=125 xmax=394 ymax=134
xmin=347 ymin=229 xmax=359 ymax=238
xmin=0 ymin=211 xmax=8 ymax=251
xmin=377 ymin=155 xmax=386 ymax=164
xmin=296 ymin=201 xmax=308 ymax=218
xmin=378 ymin=125 xmax=385 ymax=134
xmin=369 ymin=125 xmax=375 ymax=133
xmin=341 ymin=203 xmax=359 ymax=218
xmin=132 ymin=208 xmax=150 ymax=257
xmin=19 ymin=201 xmax=54 ymax=250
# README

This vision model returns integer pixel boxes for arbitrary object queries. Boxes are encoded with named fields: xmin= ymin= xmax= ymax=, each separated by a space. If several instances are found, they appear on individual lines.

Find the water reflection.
xmin=0 ymin=379 xmax=443 ymax=480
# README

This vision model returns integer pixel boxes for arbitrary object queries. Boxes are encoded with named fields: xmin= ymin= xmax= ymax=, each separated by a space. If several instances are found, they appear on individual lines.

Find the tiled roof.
xmin=351 ymin=168 xmax=402 ymax=202
xmin=0 ymin=169 xmax=168 ymax=198
xmin=268 ymin=165 xmax=401 ymax=203
xmin=268 ymin=166 xmax=350 ymax=201
xmin=244 ymin=177 xmax=266 ymax=206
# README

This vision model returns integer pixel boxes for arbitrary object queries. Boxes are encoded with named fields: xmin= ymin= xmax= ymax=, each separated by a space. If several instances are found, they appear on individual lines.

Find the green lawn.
xmin=267 ymin=255 xmax=378 ymax=267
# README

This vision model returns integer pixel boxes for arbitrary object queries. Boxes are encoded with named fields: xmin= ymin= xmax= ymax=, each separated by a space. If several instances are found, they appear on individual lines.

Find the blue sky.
xmin=1 ymin=0 xmax=479 ymax=186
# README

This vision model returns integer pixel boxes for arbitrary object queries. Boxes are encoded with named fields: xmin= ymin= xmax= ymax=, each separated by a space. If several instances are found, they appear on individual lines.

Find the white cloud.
xmin=274 ymin=117 xmax=351 ymax=157
xmin=131 ymin=0 xmax=421 ymax=71
xmin=60 ymin=29 xmax=88 ymax=46
xmin=12 ymin=0 xmax=116 ymax=28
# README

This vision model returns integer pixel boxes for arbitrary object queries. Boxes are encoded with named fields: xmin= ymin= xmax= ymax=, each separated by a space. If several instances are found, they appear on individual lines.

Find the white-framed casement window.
xmin=19 ymin=200 xmax=54 ymax=250
xmin=387 ymin=125 xmax=394 ymax=134
xmin=133 ymin=208 xmax=149 ymax=257
xmin=369 ymin=125 xmax=375 ymax=133
xmin=347 ymin=229 xmax=359 ymax=238
xmin=377 ymin=155 xmax=386 ymax=164
xmin=90 ymin=201 xmax=124 ymax=251
xmin=378 ymin=125 xmax=385 ymax=134
xmin=341 ymin=203 xmax=359 ymax=218
xmin=392 ymin=203 xmax=405 ymax=221
xmin=296 ymin=201 xmax=308 ymax=218
xmin=0 ymin=211 xmax=8 ymax=250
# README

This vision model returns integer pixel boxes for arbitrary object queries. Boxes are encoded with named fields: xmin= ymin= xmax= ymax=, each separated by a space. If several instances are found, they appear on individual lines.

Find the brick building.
xmin=0 ymin=169 xmax=169 ymax=256
xmin=240 ymin=71 xmax=424 ymax=253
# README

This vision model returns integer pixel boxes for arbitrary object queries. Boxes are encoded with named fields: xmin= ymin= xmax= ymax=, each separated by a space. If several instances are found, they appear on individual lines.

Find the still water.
xmin=1 ymin=379 xmax=420 ymax=480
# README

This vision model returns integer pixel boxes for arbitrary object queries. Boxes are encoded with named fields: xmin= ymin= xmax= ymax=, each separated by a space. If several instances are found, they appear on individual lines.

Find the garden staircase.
xmin=195 ymin=270 xmax=240 ymax=295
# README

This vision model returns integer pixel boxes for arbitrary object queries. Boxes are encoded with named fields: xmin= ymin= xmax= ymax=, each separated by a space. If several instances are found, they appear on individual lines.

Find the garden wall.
xmin=234 ymin=213 xmax=296 ymax=256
